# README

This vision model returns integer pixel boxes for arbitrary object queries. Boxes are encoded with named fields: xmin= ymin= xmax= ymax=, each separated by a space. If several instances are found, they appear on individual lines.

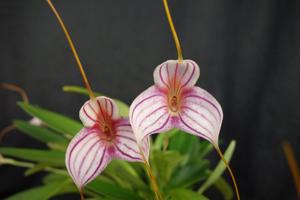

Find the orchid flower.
xmin=66 ymin=96 xmax=149 ymax=188
xmin=130 ymin=0 xmax=240 ymax=199
xmin=129 ymin=59 xmax=222 ymax=146
xmin=46 ymin=1 xmax=149 ymax=198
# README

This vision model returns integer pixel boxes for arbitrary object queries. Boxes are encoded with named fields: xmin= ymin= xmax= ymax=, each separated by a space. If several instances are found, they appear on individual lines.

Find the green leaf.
xmin=168 ymin=189 xmax=209 ymax=200
xmin=62 ymin=85 xmax=129 ymax=116
xmin=198 ymin=140 xmax=236 ymax=194
xmin=169 ymin=160 xmax=209 ymax=188
xmin=18 ymin=102 xmax=82 ymax=136
xmin=153 ymin=129 xmax=180 ymax=150
xmin=151 ymin=150 xmax=184 ymax=186
xmin=43 ymin=173 xmax=69 ymax=184
xmin=168 ymin=130 xmax=211 ymax=165
xmin=105 ymin=160 xmax=147 ymax=189
xmin=197 ymin=141 xmax=213 ymax=160
xmin=168 ymin=131 xmax=198 ymax=155
xmin=5 ymin=179 xmax=70 ymax=200
xmin=63 ymin=85 xmax=101 ymax=96
xmin=0 ymin=148 xmax=65 ymax=166
xmin=25 ymin=164 xmax=48 ymax=176
xmin=214 ymin=177 xmax=234 ymax=200
xmin=13 ymin=120 xmax=68 ymax=143
xmin=86 ymin=178 xmax=142 ymax=200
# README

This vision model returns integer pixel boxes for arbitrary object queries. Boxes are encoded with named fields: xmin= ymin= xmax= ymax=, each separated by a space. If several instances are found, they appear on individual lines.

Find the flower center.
xmin=168 ymin=94 xmax=181 ymax=114
xmin=100 ymin=123 xmax=115 ymax=142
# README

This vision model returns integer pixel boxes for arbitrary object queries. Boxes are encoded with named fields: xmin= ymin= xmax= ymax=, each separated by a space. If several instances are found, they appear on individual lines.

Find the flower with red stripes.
xmin=130 ymin=60 xmax=223 ymax=147
xmin=66 ymin=96 xmax=149 ymax=189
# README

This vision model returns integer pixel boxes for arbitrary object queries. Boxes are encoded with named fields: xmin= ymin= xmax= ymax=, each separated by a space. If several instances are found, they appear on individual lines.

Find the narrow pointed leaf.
xmin=214 ymin=177 xmax=234 ymax=200
xmin=168 ymin=189 xmax=209 ymax=200
xmin=198 ymin=140 xmax=236 ymax=194
xmin=86 ymin=178 xmax=143 ymax=200
xmin=0 ymin=147 xmax=65 ymax=166
xmin=105 ymin=160 xmax=147 ymax=189
xmin=5 ymin=179 xmax=70 ymax=200
xmin=62 ymin=85 xmax=129 ymax=116
xmin=13 ymin=120 xmax=68 ymax=143
xmin=25 ymin=164 xmax=48 ymax=176
xmin=169 ymin=160 xmax=209 ymax=188
xmin=18 ymin=102 xmax=82 ymax=135
xmin=151 ymin=150 xmax=183 ymax=185
xmin=153 ymin=128 xmax=180 ymax=150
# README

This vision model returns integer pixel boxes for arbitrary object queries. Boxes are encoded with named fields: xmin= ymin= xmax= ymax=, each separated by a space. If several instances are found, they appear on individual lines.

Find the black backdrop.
xmin=0 ymin=0 xmax=300 ymax=199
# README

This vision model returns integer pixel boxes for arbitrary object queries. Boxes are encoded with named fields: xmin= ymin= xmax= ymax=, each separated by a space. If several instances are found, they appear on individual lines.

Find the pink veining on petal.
xmin=130 ymin=92 xmax=164 ymax=121
xmin=129 ymin=86 xmax=173 ymax=144
xmin=137 ymin=105 xmax=167 ymax=129
xmin=176 ymin=86 xmax=223 ymax=145
xmin=183 ymin=86 xmax=223 ymax=122
xmin=65 ymin=128 xmax=111 ymax=188
xmin=79 ymin=96 xmax=120 ymax=128
xmin=114 ymin=119 xmax=149 ymax=162
xmin=177 ymin=113 xmax=212 ymax=143
xmin=181 ymin=110 xmax=213 ymax=137
xmin=77 ymin=138 xmax=102 ymax=180
xmin=181 ymin=105 xmax=216 ymax=131
xmin=84 ymin=147 xmax=108 ymax=184
xmin=154 ymin=60 xmax=200 ymax=90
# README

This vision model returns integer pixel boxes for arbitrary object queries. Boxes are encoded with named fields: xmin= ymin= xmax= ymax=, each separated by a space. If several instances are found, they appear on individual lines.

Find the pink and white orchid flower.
xmin=66 ymin=96 xmax=149 ymax=189
xmin=130 ymin=59 xmax=223 ymax=147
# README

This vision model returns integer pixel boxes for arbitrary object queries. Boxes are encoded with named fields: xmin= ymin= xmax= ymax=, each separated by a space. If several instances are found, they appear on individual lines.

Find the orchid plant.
xmin=0 ymin=0 xmax=239 ymax=200
xmin=130 ymin=0 xmax=240 ymax=199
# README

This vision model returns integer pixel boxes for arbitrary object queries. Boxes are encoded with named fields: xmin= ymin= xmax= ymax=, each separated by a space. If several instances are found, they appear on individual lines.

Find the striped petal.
xmin=176 ymin=86 xmax=223 ymax=145
xmin=129 ymin=86 xmax=173 ymax=144
xmin=153 ymin=60 xmax=200 ymax=90
xmin=114 ymin=118 xmax=150 ymax=161
xmin=65 ymin=128 xmax=112 ymax=188
xmin=79 ymin=96 xmax=119 ymax=127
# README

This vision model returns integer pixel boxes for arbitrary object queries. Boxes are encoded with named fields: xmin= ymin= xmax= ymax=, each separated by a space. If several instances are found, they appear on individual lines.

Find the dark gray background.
xmin=0 ymin=0 xmax=300 ymax=199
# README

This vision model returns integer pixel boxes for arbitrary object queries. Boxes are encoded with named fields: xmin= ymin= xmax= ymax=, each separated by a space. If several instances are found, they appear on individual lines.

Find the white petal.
xmin=79 ymin=96 xmax=119 ymax=127
xmin=176 ymin=87 xmax=223 ymax=145
xmin=153 ymin=60 xmax=200 ymax=90
xmin=65 ymin=128 xmax=111 ymax=188
xmin=129 ymin=86 xmax=173 ymax=143
xmin=114 ymin=119 xmax=150 ymax=161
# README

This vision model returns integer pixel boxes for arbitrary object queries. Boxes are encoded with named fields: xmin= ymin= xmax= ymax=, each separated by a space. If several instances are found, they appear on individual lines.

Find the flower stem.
xmin=162 ymin=0 xmax=183 ymax=62
xmin=214 ymin=145 xmax=240 ymax=200
xmin=138 ymin=147 xmax=163 ymax=200
xmin=282 ymin=142 xmax=300 ymax=199
xmin=0 ymin=83 xmax=29 ymax=103
xmin=46 ymin=0 xmax=95 ymax=100
xmin=0 ymin=124 xmax=16 ymax=143
xmin=79 ymin=188 xmax=85 ymax=200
